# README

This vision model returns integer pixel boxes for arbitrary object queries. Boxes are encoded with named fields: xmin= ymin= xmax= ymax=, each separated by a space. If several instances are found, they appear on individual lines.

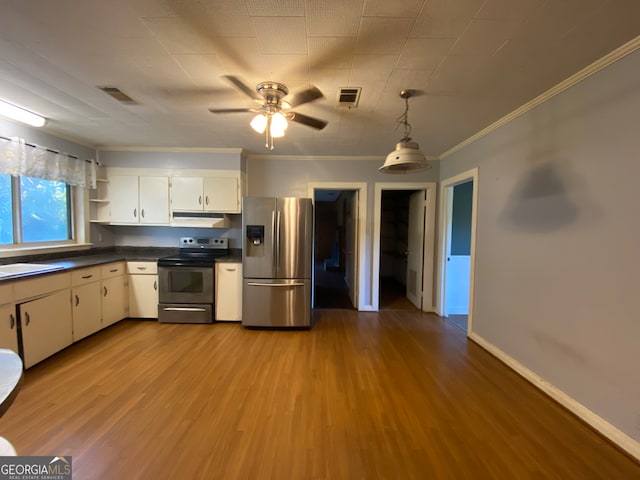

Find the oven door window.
xmin=169 ymin=270 xmax=204 ymax=293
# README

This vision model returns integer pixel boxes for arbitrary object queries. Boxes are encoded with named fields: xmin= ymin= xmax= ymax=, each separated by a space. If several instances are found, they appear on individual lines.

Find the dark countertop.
xmin=0 ymin=246 xmax=242 ymax=282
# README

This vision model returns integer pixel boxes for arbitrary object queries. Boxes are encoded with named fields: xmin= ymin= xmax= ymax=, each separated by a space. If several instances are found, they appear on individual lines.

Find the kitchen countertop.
xmin=0 ymin=247 xmax=242 ymax=282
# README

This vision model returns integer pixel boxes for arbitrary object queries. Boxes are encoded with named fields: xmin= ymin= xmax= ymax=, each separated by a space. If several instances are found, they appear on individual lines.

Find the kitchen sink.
xmin=0 ymin=263 xmax=64 ymax=277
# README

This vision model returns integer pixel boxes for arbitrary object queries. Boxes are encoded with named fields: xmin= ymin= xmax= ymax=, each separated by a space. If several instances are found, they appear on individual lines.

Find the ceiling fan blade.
xmin=221 ymin=75 xmax=260 ymax=101
xmin=287 ymin=86 xmax=324 ymax=108
xmin=208 ymin=108 xmax=256 ymax=114
xmin=289 ymin=112 xmax=328 ymax=130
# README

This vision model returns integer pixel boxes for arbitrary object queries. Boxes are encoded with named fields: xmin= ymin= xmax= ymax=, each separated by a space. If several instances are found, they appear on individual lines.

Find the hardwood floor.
xmin=1 ymin=313 xmax=639 ymax=479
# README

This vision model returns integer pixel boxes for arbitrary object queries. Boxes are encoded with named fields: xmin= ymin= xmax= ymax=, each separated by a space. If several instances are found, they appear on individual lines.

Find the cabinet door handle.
xmin=25 ymin=312 xmax=30 ymax=326
xmin=103 ymin=286 xmax=108 ymax=297
xmin=134 ymin=208 xmax=137 ymax=218
xmin=141 ymin=209 xmax=145 ymax=218
xmin=75 ymin=294 xmax=80 ymax=307
xmin=225 ymin=268 xmax=236 ymax=272
xmin=198 ymin=195 xmax=202 ymax=205
xmin=205 ymin=196 xmax=209 ymax=205
xmin=82 ymin=274 xmax=93 ymax=279
xmin=110 ymin=269 xmax=118 ymax=273
xmin=9 ymin=314 xmax=15 ymax=330
xmin=136 ymin=266 xmax=147 ymax=271
xmin=153 ymin=280 xmax=157 ymax=290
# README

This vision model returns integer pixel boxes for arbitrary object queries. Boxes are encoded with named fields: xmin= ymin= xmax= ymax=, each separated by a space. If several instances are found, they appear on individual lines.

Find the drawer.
xmin=127 ymin=261 xmax=158 ymax=275
xmin=13 ymin=272 xmax=71 ymax=301
xmin=71 ymin=266 xmax=101 ymax=286
xmin=101 ymin=262 xmax=126 ymax=279
xmin=0 ymin=282 xmax=13 ymax=304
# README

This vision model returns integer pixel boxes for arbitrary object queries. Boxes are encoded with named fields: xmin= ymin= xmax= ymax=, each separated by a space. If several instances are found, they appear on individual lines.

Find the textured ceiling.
xmin=0 ymin=0 xmax=639 ymax=157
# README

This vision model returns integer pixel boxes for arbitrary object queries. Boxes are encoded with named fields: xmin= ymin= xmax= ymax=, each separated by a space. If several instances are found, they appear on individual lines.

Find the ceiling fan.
xmin=209 ymin=75 xmax=328 ymax=150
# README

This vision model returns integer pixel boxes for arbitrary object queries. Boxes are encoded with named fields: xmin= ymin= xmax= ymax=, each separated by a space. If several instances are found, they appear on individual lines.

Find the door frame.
xmin=308 ymin=182 xmax=368 ymax=311
xmin=437 ymin=168 xmax=479 ymax=333
xmin=372 ymin=182 xmax=437 ymax=312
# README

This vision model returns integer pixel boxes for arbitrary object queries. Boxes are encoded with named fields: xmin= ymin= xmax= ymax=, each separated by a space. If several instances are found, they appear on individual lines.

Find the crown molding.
xmin=96 ymin=146 xmax=244 ymax=154
xmin=246 ymin=154 xmax=440 ymax=162
xmin=440 ymin=34 xmax=640 ymax=160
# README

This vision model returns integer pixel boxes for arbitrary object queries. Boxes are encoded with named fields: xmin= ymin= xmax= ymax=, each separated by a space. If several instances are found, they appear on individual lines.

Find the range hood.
xmin=170 ymin=212 xmax=229 ymax=229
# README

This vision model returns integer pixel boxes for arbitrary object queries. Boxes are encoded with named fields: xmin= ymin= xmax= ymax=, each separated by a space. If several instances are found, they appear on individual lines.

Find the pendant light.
xmin=379 ymin=90 xmax=430 ymax=174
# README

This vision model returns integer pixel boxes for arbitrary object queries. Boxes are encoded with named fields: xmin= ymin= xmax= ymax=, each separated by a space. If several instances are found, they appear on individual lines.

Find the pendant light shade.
xmin=380 ymin=89 xmax=430 ymax=174
xmin=380 ymin=140 xmax=430 ymax=174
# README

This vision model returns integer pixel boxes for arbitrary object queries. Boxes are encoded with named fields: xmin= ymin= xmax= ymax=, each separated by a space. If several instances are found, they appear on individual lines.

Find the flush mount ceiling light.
xmin=379 ymin=89 xmax=430 ymax=174
xmin=0 ymin=98 xmax=47 ymax=127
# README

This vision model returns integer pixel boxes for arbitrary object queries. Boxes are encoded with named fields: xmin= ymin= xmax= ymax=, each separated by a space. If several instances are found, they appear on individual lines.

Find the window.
xmin=0 ymin=173 xmax=73 ymax=246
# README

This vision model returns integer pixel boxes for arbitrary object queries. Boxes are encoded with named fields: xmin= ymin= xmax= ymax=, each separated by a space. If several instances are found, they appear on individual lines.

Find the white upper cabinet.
xmin=204 ymin=177 xmax=240 ymax=213
xmin=171 ymin=176 xmax=240 ymax=213
xmin=108 ymin=175 xmax=170 ymax=224
xmin=170 ymin=177 xmax=202 ymax=211
xmin=139 ymin=176 xmax=170 ymax=223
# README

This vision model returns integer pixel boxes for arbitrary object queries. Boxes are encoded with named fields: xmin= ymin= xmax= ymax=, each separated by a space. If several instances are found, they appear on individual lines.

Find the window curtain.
xmin=0 ymin=136 xmax=97 ymax=188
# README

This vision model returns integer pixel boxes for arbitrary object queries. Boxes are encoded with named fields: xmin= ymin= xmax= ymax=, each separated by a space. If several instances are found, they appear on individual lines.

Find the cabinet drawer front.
xmin=101 ymin=262 xmax=126 ymax=279
xmin=14 ymin=272 xmax=71 ymax=302
xmin=0 ymin=283 xmax=13 ymax=305
xmin=127 ymin=261 xmax=158 ymax=275
xmin=71 ymin=266 xmax=101 ymax=286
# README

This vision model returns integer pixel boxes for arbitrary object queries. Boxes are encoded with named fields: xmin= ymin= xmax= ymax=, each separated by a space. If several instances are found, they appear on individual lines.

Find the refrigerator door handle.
xmin=247 ymin=282 xmax=305 ymax=287
xmin=271 ymin=210 xmax=278 ymax=272
xmin=275 ymin=210 xmax=282 ymax=272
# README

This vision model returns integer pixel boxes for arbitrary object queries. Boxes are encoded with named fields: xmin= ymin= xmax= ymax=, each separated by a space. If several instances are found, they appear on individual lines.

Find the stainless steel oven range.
xmin=157 ymin=237 xmax=229 ymax=324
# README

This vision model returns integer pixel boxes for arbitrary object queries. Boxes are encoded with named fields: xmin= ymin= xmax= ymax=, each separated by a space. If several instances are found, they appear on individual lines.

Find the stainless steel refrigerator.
xmin=242 ymin=197 xmax=313 ymax=328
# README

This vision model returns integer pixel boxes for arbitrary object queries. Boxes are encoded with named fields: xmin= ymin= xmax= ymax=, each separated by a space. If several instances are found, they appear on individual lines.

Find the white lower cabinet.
xmin=102 ymin=277 xmax=127 ymax=327
xmin=20 ymin=289 xmax=73 ymax=368
xmin=0 ymin=303 xmax=18 ymax=354
xmin=0 ymin=283 xmax=17 ymax=353
xmin=127 ymin=262 xmax=158 ymax=318
xmin=71 ymin=267 xmax=103 ymax=341
xmin=215 ymin=263 xmax=242 ymax=321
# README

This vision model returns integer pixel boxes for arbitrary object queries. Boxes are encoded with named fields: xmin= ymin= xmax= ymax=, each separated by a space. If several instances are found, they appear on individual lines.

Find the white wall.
xmin=246 ymin=157 xmax=439 ymax=308
xmin=441 ymin=49 xmax=640 ymax=445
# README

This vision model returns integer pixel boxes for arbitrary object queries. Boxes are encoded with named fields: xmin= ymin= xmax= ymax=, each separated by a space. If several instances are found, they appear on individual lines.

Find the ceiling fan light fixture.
xmin=271 ymin=112 xmax=288 ymax=132
xmin=250 ymin=113 xmax=267 ymax=134
xmin=380 ymin=89 xmax=430 ymax=174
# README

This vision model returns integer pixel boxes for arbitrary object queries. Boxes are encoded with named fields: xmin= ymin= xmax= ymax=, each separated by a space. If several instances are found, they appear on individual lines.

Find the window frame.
xmin=0 ymin=173 xmax=84 ymax=253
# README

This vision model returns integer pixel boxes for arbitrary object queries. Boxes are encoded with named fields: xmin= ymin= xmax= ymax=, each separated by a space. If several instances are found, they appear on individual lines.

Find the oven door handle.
xmin=161 ymin=307 xmax=209 ymax=312
xmin=247 ymin=282 xmax=305 ymax=287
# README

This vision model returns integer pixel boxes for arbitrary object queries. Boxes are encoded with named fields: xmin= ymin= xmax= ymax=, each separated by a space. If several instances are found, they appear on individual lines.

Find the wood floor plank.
xmin=0 ymin=311 xmax=639 ymax=479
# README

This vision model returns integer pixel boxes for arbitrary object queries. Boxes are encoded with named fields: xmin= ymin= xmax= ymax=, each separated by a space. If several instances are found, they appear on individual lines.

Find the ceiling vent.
xmin=336 ymin=87 xmax=361 ymax=108
xmin=98 ymin=86 xmax=136 ymax=104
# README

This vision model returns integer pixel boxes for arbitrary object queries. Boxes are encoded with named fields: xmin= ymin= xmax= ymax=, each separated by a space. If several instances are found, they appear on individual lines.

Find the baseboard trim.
xmin=468 ymin=332 xmax=640 ymax=462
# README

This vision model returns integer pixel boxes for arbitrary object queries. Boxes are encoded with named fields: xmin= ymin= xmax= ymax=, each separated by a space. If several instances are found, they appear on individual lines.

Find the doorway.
xmin=378 ymin=190 xmax=421 ymax=310
xmin=308 ymin=182 xmax=367 ymax=310
xmin=373 ymin=182 xmax=437 ymax=312
xmin=438 ymin=169 xmax=478 ymax=334
xmin=313 ymin=190 xmax=355 ymax=309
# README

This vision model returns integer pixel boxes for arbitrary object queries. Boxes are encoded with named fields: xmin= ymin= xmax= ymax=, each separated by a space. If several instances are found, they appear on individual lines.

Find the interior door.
xmin=345 ymin=191 xmax=358 ymax=308
xmin=406 ymin=190 xmax=426 ymax=309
